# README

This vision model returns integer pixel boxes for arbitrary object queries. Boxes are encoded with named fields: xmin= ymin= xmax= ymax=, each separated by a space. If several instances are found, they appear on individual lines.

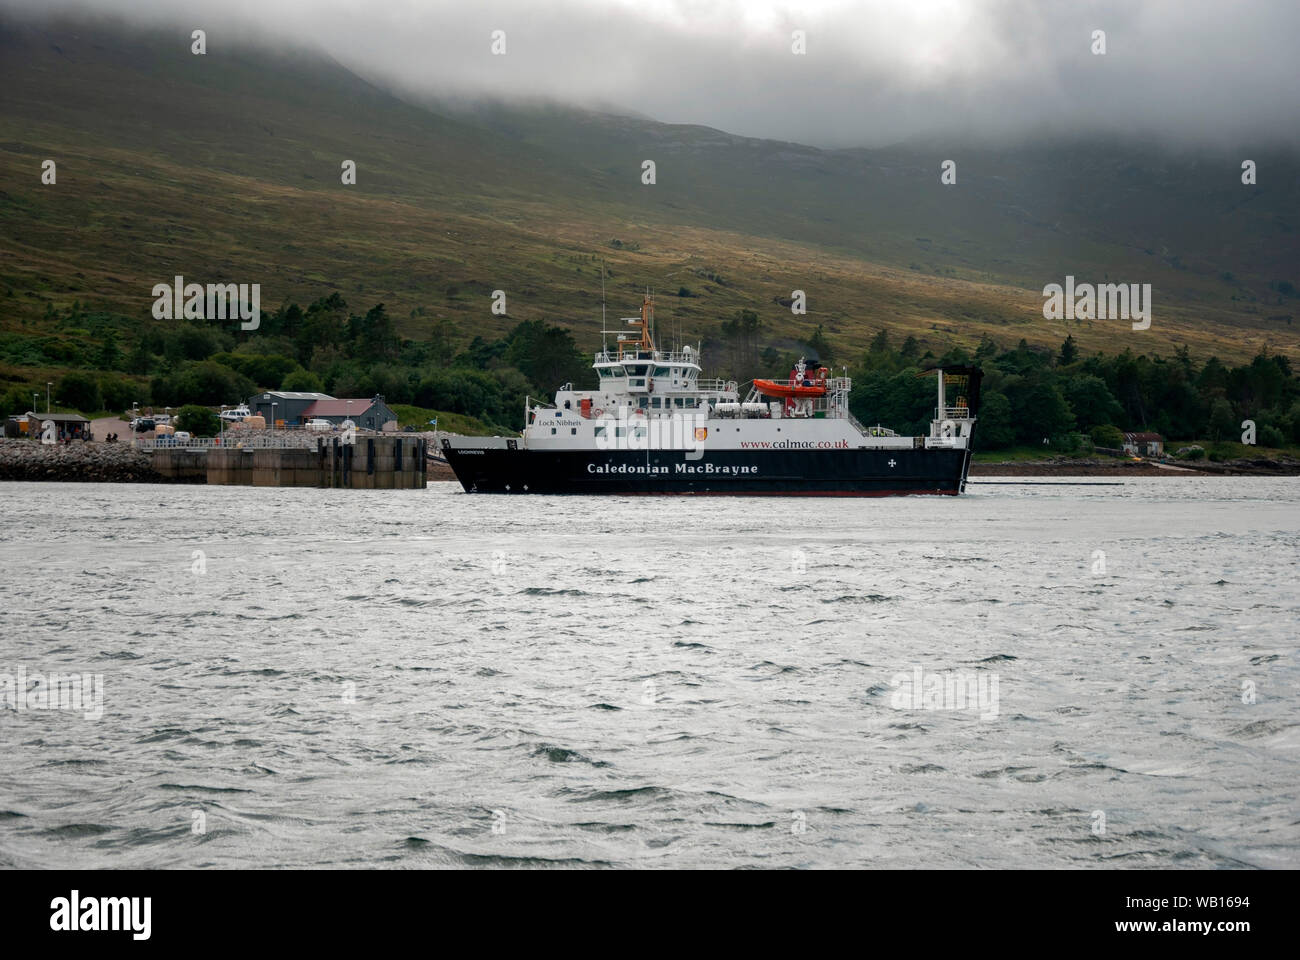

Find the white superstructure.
xmin=520 ymin=294 xmax=976 ymax=454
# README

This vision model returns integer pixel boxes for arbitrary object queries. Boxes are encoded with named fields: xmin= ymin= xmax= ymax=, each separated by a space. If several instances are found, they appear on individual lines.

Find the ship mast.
xmin=617 ymin=292 xmax=655 ymax=359
xmin=599 ymin=258 xmax=607 ymax=355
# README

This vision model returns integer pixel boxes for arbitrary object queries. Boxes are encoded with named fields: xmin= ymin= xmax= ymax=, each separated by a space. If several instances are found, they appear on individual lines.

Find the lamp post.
xmin=46 ymin=382 xmax=52 ymax=413
xmin=271 ymin=403 xmax=277 ymax=434
xmin=219 ymin=404 xmax=225 ymax=446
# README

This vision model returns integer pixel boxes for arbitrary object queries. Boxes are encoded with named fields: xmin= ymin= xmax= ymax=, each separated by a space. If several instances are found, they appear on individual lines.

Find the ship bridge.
xmin=530 ymin=294 xmax=740 ymax=428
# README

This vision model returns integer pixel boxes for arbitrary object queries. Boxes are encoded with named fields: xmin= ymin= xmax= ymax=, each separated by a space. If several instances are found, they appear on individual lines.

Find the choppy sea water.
xmin=1 ymin=477 xmax=1296 ymax=869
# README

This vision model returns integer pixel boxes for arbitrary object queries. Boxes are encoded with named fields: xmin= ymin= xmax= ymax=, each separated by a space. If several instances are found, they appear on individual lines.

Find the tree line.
xmin=847 ymin=331 xmax=1298 ymax=451
xmin=3 ymin=298 xmax=1296 ymax=452
xmin=0 ymin=296 xmax=593 ymax=432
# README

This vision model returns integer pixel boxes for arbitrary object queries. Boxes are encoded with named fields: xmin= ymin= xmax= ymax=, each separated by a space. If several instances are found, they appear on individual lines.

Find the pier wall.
xmin=150 ymin=449 xmax=208 ymax=481
xmin=151 ymin=437 xmax=427 ymax=488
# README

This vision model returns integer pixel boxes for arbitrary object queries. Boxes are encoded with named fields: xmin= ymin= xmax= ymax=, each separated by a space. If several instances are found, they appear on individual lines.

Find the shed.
xmin=299 ymin=395 xmax=397 ymax=432
xmin=248 ymin=392 xmax=333 ymax=426
xmin=1122 ymin=431 xmax=1164 ymax=457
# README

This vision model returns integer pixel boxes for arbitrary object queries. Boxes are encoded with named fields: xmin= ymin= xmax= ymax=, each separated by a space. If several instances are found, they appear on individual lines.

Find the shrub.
xmin=153 ymin=361 xmax=256 ymax=407
xmin=281 ymin=369 xmax=325 ymax=392
xmin=99 ymin=375 xmax=140 ymax=413
xmin=211 ymin=351 xmax=299 ymax=388
xmin=1257 ymin=424 xmax=1285 ymax=448
xmin=176 ymin=404 xmax=219 ymax=437
xmin=0 ymin=386 xmax=34 ymax=418
xmin=1090 ymin=424 xmax=1125 ymax=448
xmin=57 ymin=372 xmax=103 ymax=412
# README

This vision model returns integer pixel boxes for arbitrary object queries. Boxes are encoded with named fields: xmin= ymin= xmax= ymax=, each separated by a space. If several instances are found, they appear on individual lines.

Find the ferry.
xmin=442 ymin=294 xmax=982 ymax=495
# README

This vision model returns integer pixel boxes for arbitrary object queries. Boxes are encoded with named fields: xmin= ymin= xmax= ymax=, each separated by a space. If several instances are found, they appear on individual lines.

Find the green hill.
xmin=1 ymin=9 xmax=1297 ymax=411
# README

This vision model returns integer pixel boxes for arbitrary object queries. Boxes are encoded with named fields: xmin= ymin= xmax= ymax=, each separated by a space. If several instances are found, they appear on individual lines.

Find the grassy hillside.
xmin=1 ymin=9 xmax=1297 ymax=410
xmin=388 ymin=405 xmax=498 ymax=436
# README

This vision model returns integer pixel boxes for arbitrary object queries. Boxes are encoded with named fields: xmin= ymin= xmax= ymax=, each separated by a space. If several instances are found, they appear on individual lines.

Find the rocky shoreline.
xmin=0 ymin=439 xmax=168 ymax=483
xmin=971 ymin=456 xmax=1300 ymax=477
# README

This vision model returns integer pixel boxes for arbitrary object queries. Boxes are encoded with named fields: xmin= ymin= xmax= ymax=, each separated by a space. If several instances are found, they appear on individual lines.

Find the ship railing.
xmin=594 ymin=349 xmax=701 ymax=366
xmin=758 ymin=375 xmax=850 ymax=387
xmin=595 ymin=349 xmax=657 ymax=362
xmin=658 ymin=350 xmax=701 ymax=364
xmin=935 ymin=405 xmax=973 ymax=420
xmin=858 ymin=424 xmax=899 ymax=438
xmin=696 ymin=378 xmax=738 ymax=394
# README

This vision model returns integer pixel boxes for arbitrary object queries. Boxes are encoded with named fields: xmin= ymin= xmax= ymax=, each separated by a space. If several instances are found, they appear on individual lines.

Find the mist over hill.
xmin=1 ymin=7 xmax=1297 ymax=418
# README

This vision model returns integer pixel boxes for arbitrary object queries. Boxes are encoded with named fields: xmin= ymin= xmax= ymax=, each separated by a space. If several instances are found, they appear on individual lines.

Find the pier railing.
xmin=135 ymin=435 xmax=319 ymax=451
xmin=135 ymin=430 xmax=459 ymax=452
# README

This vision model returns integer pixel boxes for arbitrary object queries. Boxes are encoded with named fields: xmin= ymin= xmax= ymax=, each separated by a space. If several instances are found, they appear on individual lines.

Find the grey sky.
xmin=11 ymin=0 xmax=1300 ymax=148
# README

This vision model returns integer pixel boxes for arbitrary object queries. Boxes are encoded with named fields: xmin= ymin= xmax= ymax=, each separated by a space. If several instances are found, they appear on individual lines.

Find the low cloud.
xmin=8 ymin=0 xmax=1299 ymax=148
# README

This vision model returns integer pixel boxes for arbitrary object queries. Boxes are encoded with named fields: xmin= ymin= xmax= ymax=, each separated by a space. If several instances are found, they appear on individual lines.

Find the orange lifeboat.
xmin=753 ymin=379 xmax=827 ymax=399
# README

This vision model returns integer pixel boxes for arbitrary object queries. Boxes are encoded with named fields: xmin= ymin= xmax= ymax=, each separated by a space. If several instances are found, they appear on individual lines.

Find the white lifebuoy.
xmin=592 ymin=408 xmax=605 ymax=418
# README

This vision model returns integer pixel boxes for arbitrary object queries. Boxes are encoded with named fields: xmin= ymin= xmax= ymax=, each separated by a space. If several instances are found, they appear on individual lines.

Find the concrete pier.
xmin=149 ymin=448 xmax=207 ymax=482
xmin=151 ymin=436 xmax=427 ymax=488
xmin=206 ymin=448 xmax=255 ymax=485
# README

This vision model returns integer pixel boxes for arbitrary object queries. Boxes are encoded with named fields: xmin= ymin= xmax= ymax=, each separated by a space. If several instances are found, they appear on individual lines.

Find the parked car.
xmin=305 ymin=418 xmax=333 ymax=432
xmin=173 ymin=431 xmax=191 ymax=441
xmin=132 ymin=418 xmax=155 ymax=432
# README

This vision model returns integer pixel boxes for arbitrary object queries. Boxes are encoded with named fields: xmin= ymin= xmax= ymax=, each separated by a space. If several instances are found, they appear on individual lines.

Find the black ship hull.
xmin=443 ymin=445 xmax=973 ymax=496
